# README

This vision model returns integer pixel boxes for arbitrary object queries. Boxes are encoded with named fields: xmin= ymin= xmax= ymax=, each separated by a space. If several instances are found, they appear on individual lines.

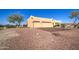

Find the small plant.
xmin=61 ymin=24 xmax=66 ymax=28
xmin=0 ymin=25 xmax=4 ymax=30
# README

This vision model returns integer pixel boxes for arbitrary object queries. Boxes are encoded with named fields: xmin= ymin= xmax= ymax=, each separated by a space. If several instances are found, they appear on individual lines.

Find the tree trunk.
xmin=73 ymin=18 xmax=77 ymax=28
xmin=18 ymin=23 xmax=21 ymax=27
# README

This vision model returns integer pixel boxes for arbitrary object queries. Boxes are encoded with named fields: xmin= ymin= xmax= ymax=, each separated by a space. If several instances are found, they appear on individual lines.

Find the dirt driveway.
xmin=0 ymin=28 xmax=79 ymax=50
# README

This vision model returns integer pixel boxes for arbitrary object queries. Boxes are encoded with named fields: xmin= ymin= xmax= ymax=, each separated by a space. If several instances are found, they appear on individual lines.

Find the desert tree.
xmin=69 ymin=11 xmax=79 ymax=28
xmin=8 ymin=13 xmax=23 ymax=27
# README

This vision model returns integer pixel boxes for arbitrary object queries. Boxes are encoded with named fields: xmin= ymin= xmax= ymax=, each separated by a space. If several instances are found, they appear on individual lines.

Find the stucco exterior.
xmin=27 ymin=16 xmax=60 ymax=28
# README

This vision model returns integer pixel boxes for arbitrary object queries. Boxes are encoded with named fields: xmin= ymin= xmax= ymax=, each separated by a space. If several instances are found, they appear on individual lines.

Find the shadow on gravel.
xmin=39 ymin=28 xmax=71 ymax=32
xmin=52 ymin=33 xmax=61 ymax=36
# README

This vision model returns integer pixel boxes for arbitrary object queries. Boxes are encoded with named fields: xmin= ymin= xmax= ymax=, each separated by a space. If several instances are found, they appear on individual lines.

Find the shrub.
xmin=61 ymin=24 xmax=66 ymax=28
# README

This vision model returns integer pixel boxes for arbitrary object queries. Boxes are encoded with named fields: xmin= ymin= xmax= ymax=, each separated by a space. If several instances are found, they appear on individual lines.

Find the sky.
xmin=0 ymin=9 xmax=79 ymax=25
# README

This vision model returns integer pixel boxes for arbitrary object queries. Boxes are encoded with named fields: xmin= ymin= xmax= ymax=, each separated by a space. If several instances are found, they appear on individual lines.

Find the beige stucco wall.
xmin=27 ymin=16 xmax=60 ymax=28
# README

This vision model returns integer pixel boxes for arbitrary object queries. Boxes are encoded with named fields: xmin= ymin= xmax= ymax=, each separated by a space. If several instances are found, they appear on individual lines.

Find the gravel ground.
xmin=0 ymin=29 xmax=19 ymax=49
xmin=0 ymin=28 xmax=79 ymax=50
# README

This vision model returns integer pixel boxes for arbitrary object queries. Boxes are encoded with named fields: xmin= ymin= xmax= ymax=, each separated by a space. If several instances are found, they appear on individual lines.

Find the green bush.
xmin=61 ymin=24 xmax=66 ymax=28
xmin=0 ymin=24 xmax=16 ymax=29
xmin=0 ymin=25 xmax=4 ymax=30
xmin=0 ymin=27 xmax=4 ymax=30
xmin=76 ymin=24 xmax=79 ymax=28
xmin=5 ymin=25 xmax=16 ymax=28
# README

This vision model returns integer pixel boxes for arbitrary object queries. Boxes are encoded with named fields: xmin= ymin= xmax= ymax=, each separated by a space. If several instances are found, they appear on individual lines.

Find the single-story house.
xmin=27 ymin=16 xmax=60 ymax=28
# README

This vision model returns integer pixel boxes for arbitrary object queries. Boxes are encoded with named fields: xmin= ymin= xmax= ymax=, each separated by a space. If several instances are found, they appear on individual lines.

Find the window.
xmin=42 ymin=21 xmax=51 ymax=23
xmin=33 ymin=21 xmax=40 ymax=23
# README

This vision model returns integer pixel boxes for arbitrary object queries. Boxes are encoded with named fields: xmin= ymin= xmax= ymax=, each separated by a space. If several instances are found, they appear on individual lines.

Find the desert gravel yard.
xmin=0 ymin=28 xmax=79 ymax=50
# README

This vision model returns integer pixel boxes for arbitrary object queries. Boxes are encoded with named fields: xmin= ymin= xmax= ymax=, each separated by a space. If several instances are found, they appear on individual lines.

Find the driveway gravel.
xmin=0 ymin=28 xmax=79 ymax=50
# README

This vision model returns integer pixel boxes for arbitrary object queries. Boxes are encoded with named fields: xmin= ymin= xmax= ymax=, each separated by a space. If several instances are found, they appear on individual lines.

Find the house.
xmin=27 ymin=16 xmax=60 ymax=28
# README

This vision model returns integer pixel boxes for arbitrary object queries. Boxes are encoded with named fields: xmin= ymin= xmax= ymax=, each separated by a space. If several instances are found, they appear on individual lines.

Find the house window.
xmin=33 ymin=21 xmax=40 ymax=23
xmin=42 ymin=21 xmax=51 ymax=23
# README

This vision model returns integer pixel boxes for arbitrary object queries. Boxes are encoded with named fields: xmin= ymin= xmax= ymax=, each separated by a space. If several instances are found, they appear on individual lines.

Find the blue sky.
xmin=0 ymin=9 xmax=79 ymax=25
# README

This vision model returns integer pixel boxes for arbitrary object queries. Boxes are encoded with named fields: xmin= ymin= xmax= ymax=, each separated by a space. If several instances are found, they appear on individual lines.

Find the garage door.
xmin=33 ymin=23 xmax=41 ymax=28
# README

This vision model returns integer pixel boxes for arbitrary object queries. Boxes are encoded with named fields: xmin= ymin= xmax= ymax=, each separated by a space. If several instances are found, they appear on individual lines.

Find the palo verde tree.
xmin=8 ymin=13 xmax=23 ymax=27
xmin=69 ymin=11 xmax=79 ymax=28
